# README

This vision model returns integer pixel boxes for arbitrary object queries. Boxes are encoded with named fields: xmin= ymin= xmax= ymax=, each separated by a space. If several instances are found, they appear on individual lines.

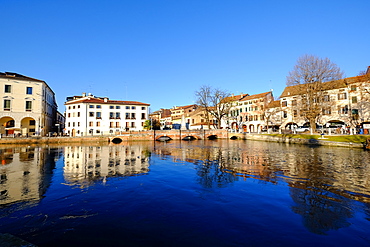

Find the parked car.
xmin=295 ymin=126 xmax=310 ymax=132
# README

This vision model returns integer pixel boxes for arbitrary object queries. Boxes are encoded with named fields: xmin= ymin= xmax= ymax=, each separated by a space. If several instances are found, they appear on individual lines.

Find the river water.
xmin=0 ymin=140 xmax=369 ymax=247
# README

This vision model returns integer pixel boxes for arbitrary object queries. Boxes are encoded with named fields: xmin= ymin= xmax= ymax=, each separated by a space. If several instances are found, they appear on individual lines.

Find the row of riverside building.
xmin=151 ymin=66 xmax=370 ymax=134
xmin=0 ymin=72 xmax=150 ymax=137
xmin=1 ymin=66 xmax=369 ymax=137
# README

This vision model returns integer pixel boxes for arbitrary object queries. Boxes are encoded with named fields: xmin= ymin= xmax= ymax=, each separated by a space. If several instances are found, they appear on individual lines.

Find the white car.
xmin=295 ymin=126 xmax=309 ymax=132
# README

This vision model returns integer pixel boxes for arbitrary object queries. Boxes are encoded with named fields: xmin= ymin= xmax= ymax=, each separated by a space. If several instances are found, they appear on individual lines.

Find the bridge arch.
xmin=111 ymin=137 xmax=123 ymax=144
xmin=156 ymin=136 xmax=172 ymax=142
xmin=182 ymin=136 xmax=197 ymax=141
xmin=207 ymin=135 xmax=217 ymax=140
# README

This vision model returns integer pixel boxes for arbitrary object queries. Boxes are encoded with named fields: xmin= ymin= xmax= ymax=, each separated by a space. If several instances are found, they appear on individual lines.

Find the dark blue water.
xmin=0 ymin=140 xmax=369 ymax=246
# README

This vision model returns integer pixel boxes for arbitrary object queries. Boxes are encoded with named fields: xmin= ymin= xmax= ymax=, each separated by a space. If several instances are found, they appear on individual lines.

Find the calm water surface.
xmin=0 ymin=140 xmax=369 ymax=247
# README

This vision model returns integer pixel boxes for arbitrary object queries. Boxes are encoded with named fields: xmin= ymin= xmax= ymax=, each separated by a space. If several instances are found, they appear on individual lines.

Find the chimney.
xmin=104 ymin=97 xmax=108 ymax=102
xmin=82 ymin=92 xmax=86 ymax=97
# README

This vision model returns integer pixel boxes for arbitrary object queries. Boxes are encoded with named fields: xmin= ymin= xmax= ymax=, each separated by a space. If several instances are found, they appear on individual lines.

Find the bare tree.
xmin=263 ymin=100 xmax=281 ymax=133
xmin=286 ymin=55 xmax=344 ymax=132
xmin=195 ymin=85 xmax=232 ymax=129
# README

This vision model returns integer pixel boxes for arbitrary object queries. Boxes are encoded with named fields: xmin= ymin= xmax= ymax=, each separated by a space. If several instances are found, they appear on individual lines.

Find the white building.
xmin=0 ymin=72 xmax=58 ymax=136
xmin=65 ymin=93 xmax=150 ymax=136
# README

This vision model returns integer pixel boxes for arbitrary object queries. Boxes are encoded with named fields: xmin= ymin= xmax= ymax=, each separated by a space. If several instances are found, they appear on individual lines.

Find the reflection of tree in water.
xmin=289 ymin=150 xmax=353 ymax=234
xmin=195 ymin=148 xmax=238 ymax=188
xmin=290 ymin=185 xmax=353 ymax=234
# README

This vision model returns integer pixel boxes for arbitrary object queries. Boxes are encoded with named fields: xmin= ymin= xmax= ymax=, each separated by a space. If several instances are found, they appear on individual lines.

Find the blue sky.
xmin=1 ymin=0 xmax=369 ymax=112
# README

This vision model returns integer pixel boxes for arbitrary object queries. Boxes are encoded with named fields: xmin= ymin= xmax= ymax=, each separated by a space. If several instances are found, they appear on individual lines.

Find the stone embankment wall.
xmin=0 ymin=136 xmax=109 ymax=145
xmin=233 ymin=133 xmax=364 ymax=148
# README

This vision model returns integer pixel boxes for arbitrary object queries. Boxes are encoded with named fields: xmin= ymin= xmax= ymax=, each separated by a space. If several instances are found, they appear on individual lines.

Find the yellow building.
xmin=0 ymin=72 xmax=58 ymax=136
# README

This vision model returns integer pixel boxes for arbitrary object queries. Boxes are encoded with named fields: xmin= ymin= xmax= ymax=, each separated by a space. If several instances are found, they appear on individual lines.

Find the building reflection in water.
xmin=152 ymin=140 xmax=370 ymax=234
xmin=0 ymin=146 xmax=59 ymax=207
xmin=63 ymin=143 xmax=151 ymax=187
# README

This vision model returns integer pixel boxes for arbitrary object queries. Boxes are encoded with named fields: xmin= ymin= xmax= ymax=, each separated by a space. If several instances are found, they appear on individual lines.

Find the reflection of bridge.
xmin=109 ymin=129 xmax=229 ymax=143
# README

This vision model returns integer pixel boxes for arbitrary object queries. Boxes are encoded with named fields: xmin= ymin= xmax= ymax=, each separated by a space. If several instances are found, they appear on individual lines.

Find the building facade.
xmin=279 ymin=71 xmax=370 ymax=133
xmin=0 ymin=72 xmax=58 ymax=136
xmin=64 ymin=93 xmax=150 ymax=136
xmin=222 ymin=92 xmax=274 ymax=132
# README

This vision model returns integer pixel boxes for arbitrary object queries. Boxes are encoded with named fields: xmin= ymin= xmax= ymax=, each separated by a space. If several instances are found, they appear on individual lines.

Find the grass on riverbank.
xmin=264 ymin=134 xmax=369 ymax=143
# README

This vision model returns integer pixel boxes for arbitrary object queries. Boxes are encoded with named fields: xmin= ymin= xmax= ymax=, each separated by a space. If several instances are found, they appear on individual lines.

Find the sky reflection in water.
xmin=0 ymin=140 xmax=369 ymax=247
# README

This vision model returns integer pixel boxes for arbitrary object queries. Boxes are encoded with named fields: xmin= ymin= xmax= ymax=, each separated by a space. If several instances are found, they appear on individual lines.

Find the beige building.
xmin=0 ymin=72 xmax=58 ymax=136
xmin=223 ymin=92 xmax=274 ymax=132
xmin=279 ymin=69 xmax=370 ymax=133
xmin=187 ymin=107 xmax=218 ymax=130
xmin=170 ymin=104 xmax=197 ymax=129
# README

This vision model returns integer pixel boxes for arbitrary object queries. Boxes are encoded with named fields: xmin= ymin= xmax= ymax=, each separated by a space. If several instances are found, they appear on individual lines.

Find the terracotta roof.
xmin=172 ymin=104 xmax=197 ymax=110
xmin=239 ymin=92 xmax=271 ymax=101
xmin=280 ymin=74 xmax=370 ymax=98
xmin=0 ymin=72 xmax=44 ymax=82
xmin=266 ymin=100 xmax=280 ymax=108
xmin=65 ymin=97 xmax=149 ymax=106
xmin=222 ymin=93 xmax=249 ymax=102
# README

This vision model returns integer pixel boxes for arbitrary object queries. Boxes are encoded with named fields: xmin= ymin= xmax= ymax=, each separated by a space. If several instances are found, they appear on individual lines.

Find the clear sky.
xmin=1 ymin=0 xmax=369 ymax=112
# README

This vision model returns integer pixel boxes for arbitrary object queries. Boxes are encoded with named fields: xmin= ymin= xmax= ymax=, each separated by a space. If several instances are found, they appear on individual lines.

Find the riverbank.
xmin=0 ymin=132 xmax=368 ymax=149
xmin=239 ymin=133 xmax=368 ymax=149
xmin=0 ymin=136 xmax=109 ymax=145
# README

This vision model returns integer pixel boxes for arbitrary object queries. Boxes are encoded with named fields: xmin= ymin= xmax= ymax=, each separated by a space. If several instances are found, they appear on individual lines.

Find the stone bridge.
xmin=109 ymin=129 xmax=230 ymax=143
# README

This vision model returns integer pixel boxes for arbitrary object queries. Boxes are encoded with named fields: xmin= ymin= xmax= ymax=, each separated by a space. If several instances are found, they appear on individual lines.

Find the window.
xmin=116 ymin=106 xmax=120 ymax=109
xmin=292 ymin=100 xmax=297 ymax=106
xmin=96 ymin=105 xmax=101 ymax=109
xmin=26 ymin=87 xmax=33 ymax=94
xmin=110 ymin=106 xmax=114 ymax=109
xmin=29 ymin=120 xmax=35 ymax=126
xmin=323 ymin=95 xmax=330 ymax=102
xmin=351 ymin=86 xmax=357 ymax=91
xmin=282 ymin=101 xmax=287 ymax=107
xmin=68 ymin=113 xmax=71 ymax=117
xmin=89 ymin=105 xmax=94 ymax=108
xmin=338 ymin=105 xmax=348 ymax=114
xmin=116 ymin=122 xmax=120 ymax=128
xmin=322 ymin=107 xmax=331 ymax=115
xmin=116 ymin=112 xmax=120 ymax=119
xmin=142 ymin=107 xmax=145 ymax=110
xmin=3 ymin=100 xmax=11 ymax=111
xmin=126 ymin=113 xmax=130 ymax=119
xmin=110 ymin=112 xmax=114 ymax=119
xmin=283 ymin=111 xmax=287 ymax=118
xmin=141 ymin=113 xmax=146 ymax=119
xmin=25 ymin=101 xmax=32 ymax=111
xmin=126 ymin=106 xmax=130 ymax=109
xmin=293 ymin=110 xmax=297 ymax=117
xmin=89 ymin=121 xmax=93 ymax=127
xmin=131 ymin=113 xmax=136 ymax=119
xmin=89 ymin=112 xmax=94 ymax=117
xmin=96 ymin=112 xmax=101 ymax=119
xmin=77 ymin=112 xmax=80 ymax=117
xmin=4 ymin=85 xmax=11 ymax=93
xmin=352 ymin=109 xmax=359 ymax=120
xmin=96 ymin=122 xmax=100 ymax=127
xmin=110 ymin=122 xmax=114 ymax=128
xmin=338 ymin=93 xmax=347 ymax=100
xmin=131 ymin=106 xmax=136 ymax=110
xmin=352 ymin=96 xmax=357 ymax=103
